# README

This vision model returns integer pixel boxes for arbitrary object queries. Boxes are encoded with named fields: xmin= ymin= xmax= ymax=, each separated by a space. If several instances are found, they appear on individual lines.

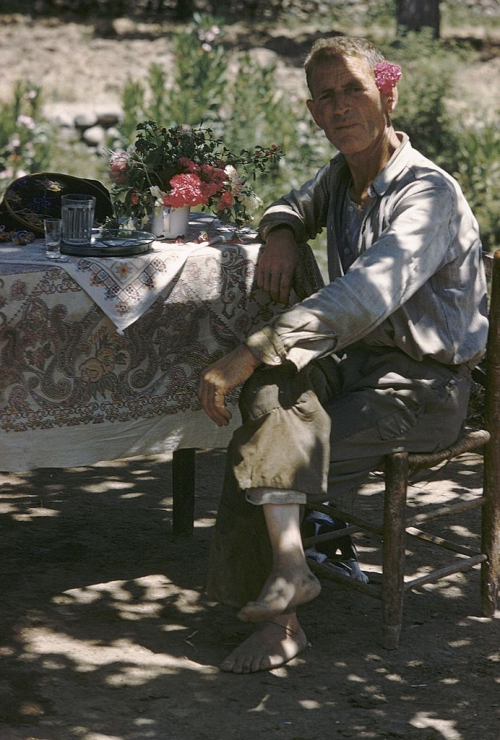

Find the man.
xmin=197 ymin=36 xmax=488 ymax=674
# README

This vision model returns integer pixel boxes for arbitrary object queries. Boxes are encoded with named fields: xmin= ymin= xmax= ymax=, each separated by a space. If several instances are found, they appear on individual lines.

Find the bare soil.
xmin=0 ymin=449 xmax=499 ymax=740
xmin=0 ymin=13 xmax=499 ymax=740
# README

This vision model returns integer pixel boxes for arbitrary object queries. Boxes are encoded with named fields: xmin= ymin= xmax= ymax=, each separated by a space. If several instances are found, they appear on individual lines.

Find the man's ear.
xmin=307 ymin=98 xmax=323 ymax=130
xmin=385 ymin=86 xmax=399 ymax=114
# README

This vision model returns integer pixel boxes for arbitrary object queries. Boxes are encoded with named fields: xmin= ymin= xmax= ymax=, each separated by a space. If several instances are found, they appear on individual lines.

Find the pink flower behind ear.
xmin=374 ymin=61 xmax=402 ymax=94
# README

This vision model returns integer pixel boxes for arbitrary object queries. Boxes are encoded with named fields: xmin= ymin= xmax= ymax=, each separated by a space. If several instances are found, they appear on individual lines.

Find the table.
xmin=0 ymin=215 xmax=322 ymax=532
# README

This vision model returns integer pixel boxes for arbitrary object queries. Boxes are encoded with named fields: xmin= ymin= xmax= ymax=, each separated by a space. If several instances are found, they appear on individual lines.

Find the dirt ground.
xmin=0 ymin=12 xmax=499 ymax=740
xmin=0 ymin=449 xmax=499 ymax=740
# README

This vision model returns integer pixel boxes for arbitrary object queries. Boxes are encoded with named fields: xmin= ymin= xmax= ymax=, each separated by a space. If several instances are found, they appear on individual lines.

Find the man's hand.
xmin=198 ymin=344 xmax=262 ymax=427
xmin=256 ymin=227 xmax=300 ymax=305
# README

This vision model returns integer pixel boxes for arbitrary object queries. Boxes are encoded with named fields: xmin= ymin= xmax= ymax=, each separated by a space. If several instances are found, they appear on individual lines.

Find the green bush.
xmin=451 ymin=117 xmax=500 ymax=252
xmin=0 ymin=81 xmax=54 ymax=193
xmin=386 ymin=31 xmax=500 ymax=250
xmin=387 ymin=31 xmax=460 ymax=164
xmin=113 ymin=15 xmax=331 ymax=224
xmin=2 ymin=14 xmax=498 ymax=255
xmin=119 ymin=15 xmax=230 ymax=136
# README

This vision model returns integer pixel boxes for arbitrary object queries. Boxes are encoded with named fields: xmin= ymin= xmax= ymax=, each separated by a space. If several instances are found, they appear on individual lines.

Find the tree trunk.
xmin=175 ymin=0 xmax=195 ymax=21
xmin=397 ymin=0 xmax=440 ymax=39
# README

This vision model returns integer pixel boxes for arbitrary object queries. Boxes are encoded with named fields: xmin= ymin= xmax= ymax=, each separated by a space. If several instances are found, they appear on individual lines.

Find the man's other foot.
xmin=221 ymin=615 xmax=308 ymax=674
xmin=237 ymin=566 xmax=321 ymax=623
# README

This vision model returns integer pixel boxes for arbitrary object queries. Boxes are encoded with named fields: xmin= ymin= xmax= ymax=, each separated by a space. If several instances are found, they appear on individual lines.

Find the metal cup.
xmin=61 ymin=194 xmax=96 ymax=246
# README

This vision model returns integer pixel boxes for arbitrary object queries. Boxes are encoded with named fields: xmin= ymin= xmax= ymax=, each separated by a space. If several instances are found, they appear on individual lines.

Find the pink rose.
xmin=109 ymin=151 xmax=129 ymax=184
xmin=374 ymin=61 xmax=402 ymax=94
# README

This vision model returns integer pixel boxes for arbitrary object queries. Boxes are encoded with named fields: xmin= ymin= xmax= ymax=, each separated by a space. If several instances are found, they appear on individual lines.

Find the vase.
xmin=149 ymin=205 xmax=190 ymax=239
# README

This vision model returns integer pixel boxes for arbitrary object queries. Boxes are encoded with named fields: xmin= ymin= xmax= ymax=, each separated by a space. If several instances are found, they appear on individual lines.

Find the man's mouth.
xmin=335 ymin=122 xmax=358 ymax=131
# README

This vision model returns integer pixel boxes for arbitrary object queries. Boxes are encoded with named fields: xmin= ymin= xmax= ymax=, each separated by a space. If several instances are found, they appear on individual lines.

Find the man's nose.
xmin=333 ymin=93 xmax=349 ymax=114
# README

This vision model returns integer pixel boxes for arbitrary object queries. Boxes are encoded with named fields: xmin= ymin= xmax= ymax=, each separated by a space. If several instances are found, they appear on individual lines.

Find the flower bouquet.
xmin=107 ymin=121 xmax=281 ymax=231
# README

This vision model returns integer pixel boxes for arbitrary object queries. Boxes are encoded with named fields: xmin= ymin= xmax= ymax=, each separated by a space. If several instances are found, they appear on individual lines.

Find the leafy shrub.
xmin=113 ymin=15 xmax=331 ymax=222
xmin=386 ymin=31 xmax=500 ymax=250
xmin=119 ymin=15 xmax=229 ymax=137
xmin=2 ymin=12 xmax=498 ymax=254
xmin=0 ymin=82 xmax=54 ymax=194
xmin=387 ymin=31 xmax=460 ymax=164
xmin=451 ymin=117 xmax=500 ymax=251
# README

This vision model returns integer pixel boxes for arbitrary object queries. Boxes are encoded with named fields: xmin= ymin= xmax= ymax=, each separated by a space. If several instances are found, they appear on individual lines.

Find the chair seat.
xmin=407 ymin=428 xmax=490 ymax=470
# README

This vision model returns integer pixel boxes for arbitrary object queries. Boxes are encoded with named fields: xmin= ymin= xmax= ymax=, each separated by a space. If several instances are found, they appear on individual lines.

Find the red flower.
xmin=163 ymin=173 xmax=208 ymax=207
xmin=217 ymin=190 xmax=233 ymax=210
xmin=179 ymin=157 xmax=199 ymax=172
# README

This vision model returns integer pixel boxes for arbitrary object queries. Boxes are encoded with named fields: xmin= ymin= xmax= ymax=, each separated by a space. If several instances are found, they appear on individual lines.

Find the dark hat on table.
xmin=0 ymin=172 xmax=113 ymax=237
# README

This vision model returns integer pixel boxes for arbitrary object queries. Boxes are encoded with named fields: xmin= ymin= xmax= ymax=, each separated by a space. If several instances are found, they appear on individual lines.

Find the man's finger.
xmin=278 ymin=274 xmax=292 ymax=305
xmin=198 ymin=380 xmax=232 ymax=427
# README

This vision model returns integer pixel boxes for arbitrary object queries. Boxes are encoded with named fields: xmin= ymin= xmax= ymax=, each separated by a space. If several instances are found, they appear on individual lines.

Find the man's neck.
xmin=346 ymin=129 xmax=401 ymax=206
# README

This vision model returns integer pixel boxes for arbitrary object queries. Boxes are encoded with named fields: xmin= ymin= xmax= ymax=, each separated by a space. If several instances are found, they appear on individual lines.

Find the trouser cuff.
xmin=245 ymin=487 xmax=308 ymax=506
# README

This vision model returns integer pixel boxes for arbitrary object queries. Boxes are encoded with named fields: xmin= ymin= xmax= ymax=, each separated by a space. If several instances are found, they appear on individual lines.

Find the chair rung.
xmin=406 ymin=496 xmax=484 ymax=527
xmin=307 ymin=557 xmax=382 ymax=599
xmin=406 ymin=526 xmax=482 ymax=556
xmin=303 ymin=524 xmax=362 ymax=548
xmin=403 ymin=553 xmax=487 ymax=591
xmin=308 ymin=501 xmax=383 ymax=535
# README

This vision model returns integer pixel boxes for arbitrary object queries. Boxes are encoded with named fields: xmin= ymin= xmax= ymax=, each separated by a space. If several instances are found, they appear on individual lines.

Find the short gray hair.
xmin=304 ymin=36 xmax=385 ymax=93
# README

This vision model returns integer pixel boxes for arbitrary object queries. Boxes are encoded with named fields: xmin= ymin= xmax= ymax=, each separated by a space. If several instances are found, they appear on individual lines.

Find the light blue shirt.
xmin=248 ymin=134 xmax=488 ymax=370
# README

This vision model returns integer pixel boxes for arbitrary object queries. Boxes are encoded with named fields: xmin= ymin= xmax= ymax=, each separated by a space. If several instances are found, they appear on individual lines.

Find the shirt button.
xmin=348 ymin=205 xmax=354 ymax=212
xmin=344 ymin=248 xmax=351 ymax=255
xmin=345 ymin=228 xmax=350 ymax=234
xmin=272 ymin=356 xmax=281 ymax=363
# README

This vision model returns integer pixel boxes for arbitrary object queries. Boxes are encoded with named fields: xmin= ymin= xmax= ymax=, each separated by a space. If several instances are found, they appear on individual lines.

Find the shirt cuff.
xmin=258 ymin=209 xmax=303 ymax=241
xmin=245 ymin=326 xmax=287 ymax=366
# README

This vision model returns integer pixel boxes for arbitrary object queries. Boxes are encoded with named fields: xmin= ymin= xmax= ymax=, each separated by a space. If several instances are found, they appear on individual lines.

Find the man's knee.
xmin=239 ymin=363 xmax=312 ymax=421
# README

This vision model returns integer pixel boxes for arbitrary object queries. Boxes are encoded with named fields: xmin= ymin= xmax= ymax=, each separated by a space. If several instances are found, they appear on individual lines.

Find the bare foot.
xmin=237 ymin=564 xmax=321 ymax=623
xmin=221 ymin=613 xmax=308 ymax=674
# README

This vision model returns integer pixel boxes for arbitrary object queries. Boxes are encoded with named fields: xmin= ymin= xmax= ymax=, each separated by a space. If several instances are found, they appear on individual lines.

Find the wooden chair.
xmin=304 ymin=250 xmax=500 ymax=649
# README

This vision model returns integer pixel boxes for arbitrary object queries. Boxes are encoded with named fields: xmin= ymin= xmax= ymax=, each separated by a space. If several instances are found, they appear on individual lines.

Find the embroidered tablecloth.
xmin=0 ymin=213 xmax=248 ymax=332
xmin=0 ymin=218 xmax=323 ymax=471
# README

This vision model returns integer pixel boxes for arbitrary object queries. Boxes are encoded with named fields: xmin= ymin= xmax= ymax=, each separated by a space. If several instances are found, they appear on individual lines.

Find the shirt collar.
xmin=368 ymin=132 xmax=411 ymax=198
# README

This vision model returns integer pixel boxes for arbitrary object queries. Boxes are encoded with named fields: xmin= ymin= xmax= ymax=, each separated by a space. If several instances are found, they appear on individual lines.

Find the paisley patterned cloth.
xmin=0 ymin=220 xmax=323 ymax=471
xmin=0 ymin=214 xmax=254 ymax=331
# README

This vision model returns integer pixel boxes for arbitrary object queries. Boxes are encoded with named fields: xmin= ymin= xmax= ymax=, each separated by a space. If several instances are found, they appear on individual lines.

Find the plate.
xmin=61 ymin=229 xmax=156 ymax=257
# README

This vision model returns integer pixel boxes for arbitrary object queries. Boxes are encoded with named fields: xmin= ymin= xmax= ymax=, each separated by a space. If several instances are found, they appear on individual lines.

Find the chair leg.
xmin=482 ymin=441 xmax=500 ymax=616
xmin=382 ymin=451 xmax=409 ymax=649
xmin=172 ymin=448 xmax=196 ymax=536
xmin=482 ymin=248 xmax=500 ymax=615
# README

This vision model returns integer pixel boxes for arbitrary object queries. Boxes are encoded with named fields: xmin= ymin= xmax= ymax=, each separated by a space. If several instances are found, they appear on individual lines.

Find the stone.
xmin=82 ymin=125 xmax=106 ymax=148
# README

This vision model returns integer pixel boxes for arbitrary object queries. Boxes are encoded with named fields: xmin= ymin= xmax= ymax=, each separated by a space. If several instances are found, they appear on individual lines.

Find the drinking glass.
xmin=61 ymin=194 xmax=96 ymax=246
xmin=44 ymin=218 xmax=62 ymax=259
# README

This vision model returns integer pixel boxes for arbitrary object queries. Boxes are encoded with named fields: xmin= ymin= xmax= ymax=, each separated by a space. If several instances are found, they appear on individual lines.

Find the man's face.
xmin=306 ymin=55 xmax=391 ymax=157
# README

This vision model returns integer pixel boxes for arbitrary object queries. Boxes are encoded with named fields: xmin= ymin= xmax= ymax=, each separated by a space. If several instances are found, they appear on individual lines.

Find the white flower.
xmin=224 ymin=165 xmax=244 ymax=195
xmin=121 ymin=217 xmax=136 ymax=230
xmin=240 ymin=192 xmax=263 ymax=212
xmin=149 ymin=185 xmax=165 ymax=209
xmin=16 ymin=114 xmax=36 ymax=130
